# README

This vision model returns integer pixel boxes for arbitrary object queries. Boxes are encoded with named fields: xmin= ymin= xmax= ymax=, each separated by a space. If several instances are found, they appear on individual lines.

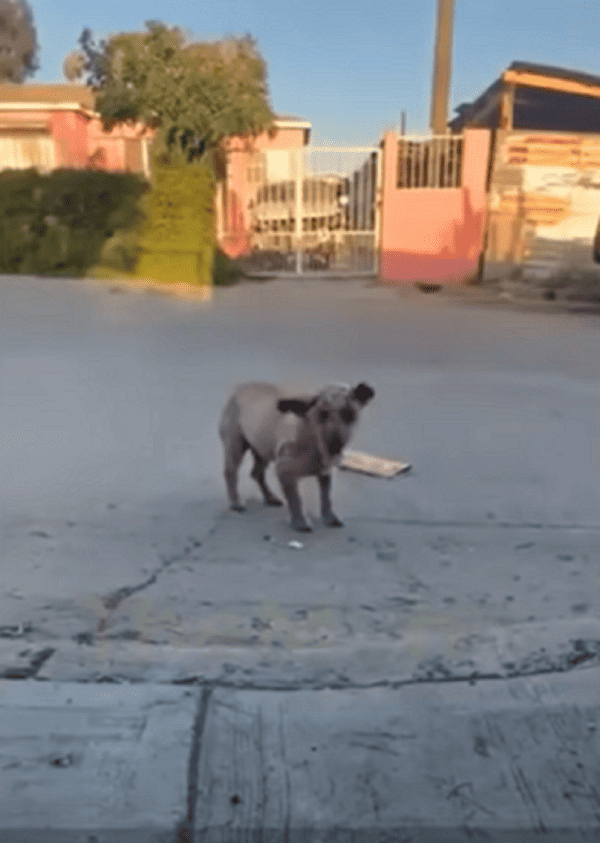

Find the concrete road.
xmin=0 ymin=275 xmax=598 ymax=840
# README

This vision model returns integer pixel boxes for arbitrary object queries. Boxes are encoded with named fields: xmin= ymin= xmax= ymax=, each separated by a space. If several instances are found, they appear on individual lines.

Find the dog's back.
xmin=219 ymin=382 xmax=288 ymax=462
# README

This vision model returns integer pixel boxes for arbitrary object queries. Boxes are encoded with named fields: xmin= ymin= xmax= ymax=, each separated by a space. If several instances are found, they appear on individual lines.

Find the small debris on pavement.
xmin=51 ymin=754 xmax=74 ymax=768
xmin=0 ymin=624 xmax=28 ymax=638
xmin=288 ymin=540 xmax=304 ymax=550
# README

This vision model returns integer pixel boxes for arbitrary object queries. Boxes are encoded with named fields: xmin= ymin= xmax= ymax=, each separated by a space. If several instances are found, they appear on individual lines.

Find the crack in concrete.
xmin=174 ymin=684 xmax=213 ymax=843
xmin=166 ymin=659 xmax=599 ymax=693
xmin=0 ymin=647 xmax=55 ymax=679
xmin=412 ymin=637 xmax=600 ymax=683
xmin=1 ymin=648 xmax=598 ymax=689
xmin=97 ymin=539 xmax=204 ymax=632
xmin=98 ymin=516 xmax=229 ymax=624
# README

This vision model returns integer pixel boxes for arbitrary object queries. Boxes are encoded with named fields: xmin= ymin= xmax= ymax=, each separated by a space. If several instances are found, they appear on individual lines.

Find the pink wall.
xmin=49 ymin=111 xmax=90 ymax=168
xmin=220 ymin=126 xmax=307 ymax=257
xmin=379 ymin=128 xmax=491 ymax=284
xmin=87 ymin=118 xmax=154 ymax=171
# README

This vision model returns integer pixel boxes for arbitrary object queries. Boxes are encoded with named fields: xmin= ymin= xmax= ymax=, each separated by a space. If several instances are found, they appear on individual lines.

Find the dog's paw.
xmin=230 ymin=503 xmax=246 ymax=513
xmin=291 ymin=519 xmax=312 ymax=533
xmin=265 ymin=496 xmax=284 ymax=507
xmin=323 ymin=514 xmax=344 ymax=528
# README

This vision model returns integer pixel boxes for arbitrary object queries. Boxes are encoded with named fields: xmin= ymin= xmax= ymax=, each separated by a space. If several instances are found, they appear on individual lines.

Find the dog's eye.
xmin=318 ymin=409 xmax=330 ymax=423
xmin=340 ymin=407 xmax=355 ymax=424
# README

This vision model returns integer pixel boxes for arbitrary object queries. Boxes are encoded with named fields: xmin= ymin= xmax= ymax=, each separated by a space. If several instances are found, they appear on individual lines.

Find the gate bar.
xmin=295 ymin=147 xmax=303 ymax=275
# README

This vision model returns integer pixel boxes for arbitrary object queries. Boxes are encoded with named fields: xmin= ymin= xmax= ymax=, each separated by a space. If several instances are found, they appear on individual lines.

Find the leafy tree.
xmin=0 ymin=0 xmax=39 ymax=82
xmin=62 ymin=49 xmax=85 ymax=81
xmin=77 ymin=21 xmax=275 ymax=167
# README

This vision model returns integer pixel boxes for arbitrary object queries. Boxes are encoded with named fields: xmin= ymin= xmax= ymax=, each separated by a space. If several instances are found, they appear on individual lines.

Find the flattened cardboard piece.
xmin=339 ymin=450 xmax=412 ymax=478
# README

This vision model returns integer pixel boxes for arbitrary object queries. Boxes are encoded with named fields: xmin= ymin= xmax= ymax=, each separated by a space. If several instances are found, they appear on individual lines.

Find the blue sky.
xmin=32 ymin=0 xmax=600 ymax=146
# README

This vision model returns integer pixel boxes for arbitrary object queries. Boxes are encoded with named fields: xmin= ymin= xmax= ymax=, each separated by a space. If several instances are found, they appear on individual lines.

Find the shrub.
xmin=97 ymin=229 xmax=142 ymax=272
xmin=212 ymin=248 xmax=244 ymax=285
xmin=135 ymin=160 xmax=215 ymax=285
xmin=0 ymin=168 xmax=147 ymax=276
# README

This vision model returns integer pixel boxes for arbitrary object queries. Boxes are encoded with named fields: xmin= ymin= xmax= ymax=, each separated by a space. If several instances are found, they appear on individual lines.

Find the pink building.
xmin=0 ymin=83 xmax=491 ymax=285
xmin=217 ymin=125 xmax=491 ymax=281
xmin=0 ymin=83 xmax=311 ymax=260
xmin=0 ymin=84 xmax=152 ymax=175
xmin=216 ymin=116 xmax=311 ymax=257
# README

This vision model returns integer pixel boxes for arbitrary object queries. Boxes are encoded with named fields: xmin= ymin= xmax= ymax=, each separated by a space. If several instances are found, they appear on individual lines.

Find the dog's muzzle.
xmin=327 ymin=434 xmax=344 ymax=456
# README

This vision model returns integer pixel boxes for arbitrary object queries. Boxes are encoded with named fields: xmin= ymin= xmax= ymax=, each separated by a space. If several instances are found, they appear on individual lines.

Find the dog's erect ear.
xmin=351 ymin=383 xmax=375 ymax=405
xmin=277 ymin=397 xmax=317 ymax=417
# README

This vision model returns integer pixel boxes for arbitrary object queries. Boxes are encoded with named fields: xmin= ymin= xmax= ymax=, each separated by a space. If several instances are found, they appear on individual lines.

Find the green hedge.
xmin=0 ymin=168 xmax=147 ymax=276
xmin=212 ymin=247 xmax=245 ymax=286
xmin=135 ymin=160 xmax=216 ymax=285
xmin=0 ymin=163 xmax=223 ymax=285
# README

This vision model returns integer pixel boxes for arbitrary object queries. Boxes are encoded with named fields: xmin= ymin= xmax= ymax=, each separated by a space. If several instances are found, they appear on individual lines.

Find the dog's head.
xmin=277 ymin=383 xmax=375 ymax=459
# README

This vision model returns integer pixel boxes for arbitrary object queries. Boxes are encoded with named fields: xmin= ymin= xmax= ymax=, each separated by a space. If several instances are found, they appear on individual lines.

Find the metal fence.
xmin=246 ymin=146 xmax=381 ymax=273
xmin=397 ymin=135 xmax=463 ymax=188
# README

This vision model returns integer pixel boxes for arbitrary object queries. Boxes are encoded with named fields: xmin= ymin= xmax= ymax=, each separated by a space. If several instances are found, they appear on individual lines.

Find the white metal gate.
xmin=246 ymin=146 xmax=381 ymax=275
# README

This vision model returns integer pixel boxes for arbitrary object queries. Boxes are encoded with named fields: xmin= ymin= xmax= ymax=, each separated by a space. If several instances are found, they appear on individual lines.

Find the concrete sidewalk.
xmin=1 ymin=670 xmax=598 ymax=842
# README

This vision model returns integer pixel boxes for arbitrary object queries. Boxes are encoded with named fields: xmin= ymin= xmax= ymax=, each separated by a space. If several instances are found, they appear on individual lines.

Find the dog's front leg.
xmin=277 ymin=472 xmax=312 ymax=532
xmin=318 ymin=473 xmax=343 ymax=527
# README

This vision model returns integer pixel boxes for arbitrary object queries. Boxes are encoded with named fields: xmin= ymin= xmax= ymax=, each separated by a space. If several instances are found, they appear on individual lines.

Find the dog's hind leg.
xmin=224 ymin=434 xmax=249 ymax=512
xmin=250 ymin=451 xmax=283 ymax=507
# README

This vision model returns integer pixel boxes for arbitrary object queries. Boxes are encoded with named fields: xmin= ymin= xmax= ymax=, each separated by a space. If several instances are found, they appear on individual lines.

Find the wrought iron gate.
xmin=245 ymin=146 xmax=381 ymax=275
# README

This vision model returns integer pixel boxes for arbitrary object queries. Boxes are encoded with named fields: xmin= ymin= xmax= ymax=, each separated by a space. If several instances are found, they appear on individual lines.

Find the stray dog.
xmin=218 ymin=382 xmax=375 ymax=532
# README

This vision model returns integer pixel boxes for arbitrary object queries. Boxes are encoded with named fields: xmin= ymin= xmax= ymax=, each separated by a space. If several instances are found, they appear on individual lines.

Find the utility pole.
xmin=430 ymin=0 xmax=455 ymax=135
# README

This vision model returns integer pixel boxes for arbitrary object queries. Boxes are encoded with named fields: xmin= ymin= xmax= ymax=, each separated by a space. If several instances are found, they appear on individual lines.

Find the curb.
xmin=1 ymin=618 xmax=598 ymax=689
xmin=87 ymin=275 xmax=214 ymax=301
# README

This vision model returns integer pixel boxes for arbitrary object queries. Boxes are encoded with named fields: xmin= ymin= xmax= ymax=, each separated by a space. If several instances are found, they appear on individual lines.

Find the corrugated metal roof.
xmin=450 ymin=62 xmax=600 ymax=131
xmin=508 ymin=61 xmax=600 ymax=89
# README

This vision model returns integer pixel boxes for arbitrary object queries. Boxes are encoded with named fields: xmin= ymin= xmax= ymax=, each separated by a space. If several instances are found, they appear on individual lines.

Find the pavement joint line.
xmin=175 ymin=684 xmax=214 ymax=843
xmin=8 ymin=660 xmax=595 ymax=692
xmin=354 ymin=517 xmax=600 ymax=530
xmin=167 ymin=663 xmax=600 ymax=692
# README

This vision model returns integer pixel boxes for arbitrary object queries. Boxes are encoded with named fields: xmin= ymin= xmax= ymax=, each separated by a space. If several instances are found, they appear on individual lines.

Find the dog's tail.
xmin=218 ymin=394 xmax=240 ymax=442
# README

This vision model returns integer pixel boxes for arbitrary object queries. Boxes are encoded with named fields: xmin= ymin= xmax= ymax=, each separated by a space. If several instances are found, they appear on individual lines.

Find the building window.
xmin=0 ymin=131 xmax=56 ymax=172
xmin=246 ymin=152 xmax=265 ymax=183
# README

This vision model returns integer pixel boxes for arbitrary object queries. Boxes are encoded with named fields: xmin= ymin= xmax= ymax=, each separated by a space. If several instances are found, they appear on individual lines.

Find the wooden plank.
xmin=504 ymin=69 xmax=600 ymax=100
